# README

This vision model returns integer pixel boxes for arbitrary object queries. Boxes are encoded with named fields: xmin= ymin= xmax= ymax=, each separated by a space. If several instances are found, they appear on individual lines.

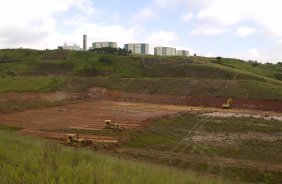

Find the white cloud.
xmin=82 ymin=25 xmax=142 ymax=46
xmin=0 ymin=0 xmax=147 ymax=50
xmin=181 ymin=12 xmax=193 ymax=22
xmin=154 ymin=0 xmax=282 ymax=42
xmin=195 ymin=0 xmax=282 ymax=39
xmin=146 ymin=31 xmax=179 ymax=54
xmin=133 ymin=8 xmax=159 ymax=22
xmin=190 ymin=25 xmax=226 ymax=36
xmin=231 ymin=48 xmax=282 ymax=63
xmin=246 ymin=48 xmax=260 ymax=59
xmin=63 ymin=15 xmax=89 ymax=26
xmin=154 ymin=0 xmax=210 ymax=9
xmin=0 ymin=0 xmax=96 ymax=49
xmin=147 ymin=31 xmax=179 ymax=46
xmin=196 ymin=0 xmax=246 ymax=26
xmin=237 ymin=26 xmax=256 ymax=37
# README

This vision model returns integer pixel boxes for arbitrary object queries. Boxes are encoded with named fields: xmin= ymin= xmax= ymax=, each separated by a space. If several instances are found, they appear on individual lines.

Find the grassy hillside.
xmin=0 ymin=128 xmax=225 ymax=184
xmin=62 ymin=77 xmax=282 ymax=100
xmin=0 ymin=49 xmax=282 ymax=100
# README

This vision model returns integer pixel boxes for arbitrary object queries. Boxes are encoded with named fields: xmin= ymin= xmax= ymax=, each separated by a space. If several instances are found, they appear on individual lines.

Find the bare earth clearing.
xmin=0 ymin=100 xmax=189 ymax=142
xmin=1 ymin=98 xmax=282 ymax=144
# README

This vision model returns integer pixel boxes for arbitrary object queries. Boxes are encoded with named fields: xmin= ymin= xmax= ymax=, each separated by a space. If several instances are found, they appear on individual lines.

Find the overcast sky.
xmin=1 ymin=0 xmax=282 ymax=63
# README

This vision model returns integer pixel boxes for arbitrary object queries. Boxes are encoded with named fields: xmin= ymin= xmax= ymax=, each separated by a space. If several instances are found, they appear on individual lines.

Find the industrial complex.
xmin=59 ymin=35 xmax=190 ymax=57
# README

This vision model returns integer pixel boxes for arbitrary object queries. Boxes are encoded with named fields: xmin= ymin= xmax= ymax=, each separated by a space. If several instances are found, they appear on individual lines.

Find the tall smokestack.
xmin=83 ymin=35 xmax=87 ymax=51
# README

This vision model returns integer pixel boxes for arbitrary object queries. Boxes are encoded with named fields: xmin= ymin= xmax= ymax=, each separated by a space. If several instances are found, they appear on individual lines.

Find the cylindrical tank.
xmin=83 ymin=35 xmax=87 ymax=51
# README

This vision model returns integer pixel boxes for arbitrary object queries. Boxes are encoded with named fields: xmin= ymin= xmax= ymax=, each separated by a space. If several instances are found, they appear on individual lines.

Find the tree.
xmin=89 ymin=47 xmax=131 ymax=56
xmin=216 ymin=56 xmax=222 ymax=62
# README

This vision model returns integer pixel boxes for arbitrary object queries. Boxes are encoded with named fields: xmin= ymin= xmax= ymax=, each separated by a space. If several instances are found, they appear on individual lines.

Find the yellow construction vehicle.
xmin=222 ymin=98 xmax=233 ymax=109
xmin=66 ymin=134 xmax=92 ymax=146
xmin=103 ymin=120 xmax=123 ymax=132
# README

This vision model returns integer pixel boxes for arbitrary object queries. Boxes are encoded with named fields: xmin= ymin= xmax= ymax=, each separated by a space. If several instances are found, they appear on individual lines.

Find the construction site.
xmin=0 ymin=88 xmax=282 ymax=144
xmin=0 ymin=49 xmax=282 ymax=183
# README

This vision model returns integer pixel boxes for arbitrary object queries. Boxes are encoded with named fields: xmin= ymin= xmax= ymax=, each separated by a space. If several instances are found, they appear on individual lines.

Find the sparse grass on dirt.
xmin=123 ymin=113 xmax=282 ymax=183
xmin=0 ymin=99 xmax=82 ymax=113
xmin=54 ymin=128 xmax=122 ymax=137
xmin=0 ymin=77 xmax=64 ymax=93
xmin=0 ymin=129 xmax=226 ymax=184
xmin=62 ymin=77 xmax=282 ymax=100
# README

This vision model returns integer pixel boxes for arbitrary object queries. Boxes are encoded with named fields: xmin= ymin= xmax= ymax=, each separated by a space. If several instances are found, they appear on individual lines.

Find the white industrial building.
xmin=154 ymin=47 xmax=176 ymax=56
xmin=92 ymin=42 xmax=117 ymax=49
xmin=177 ymin=50 xmax=189 ymax=57
xmin=124 ymin=43 xmax=149 ymax=55
xmin=58 ymin=43 xmax=82 ymax=51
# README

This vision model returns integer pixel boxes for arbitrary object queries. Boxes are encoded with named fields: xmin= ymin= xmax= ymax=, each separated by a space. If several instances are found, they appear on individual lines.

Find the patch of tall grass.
xmin=0 ymin=130 xmax=225 ymax=184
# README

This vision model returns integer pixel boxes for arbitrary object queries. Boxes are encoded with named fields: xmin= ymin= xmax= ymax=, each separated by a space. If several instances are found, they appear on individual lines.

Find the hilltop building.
xmin=177 ymin=50 xmax=189 ymax=57
xmin=92 ymin=42 xmax=117 ymax=49
xmin=124 ymin=43 xmax=149 ymax=55
xmin=58 ymin=43 xmax=82 ymax=51
xmin=154 ymin=47 xmax=176 ymax=56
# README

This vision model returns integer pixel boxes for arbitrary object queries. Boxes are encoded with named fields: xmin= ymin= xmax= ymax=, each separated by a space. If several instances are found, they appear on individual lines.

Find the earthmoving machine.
xmin=104 ymin=120 xmax=123 ymax=132
xmin=222 ymin=98 xmax=233 ymax=109
xmin=66 ymin=134 xmax=92 ymax=146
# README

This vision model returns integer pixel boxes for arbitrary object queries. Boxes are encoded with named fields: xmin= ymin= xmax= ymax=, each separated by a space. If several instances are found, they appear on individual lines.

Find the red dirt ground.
xmin=1 ymin=99 xmax=282 ymax=144
xmin=0 ymin=100 xmax=189 ymax=142
xmin=0 ymin=88 xmax=282 ymax=144
xmin=0 ymin=100 xmax=190 ymax=130
xmin=108 ymin=92 xmax=282 ymax=112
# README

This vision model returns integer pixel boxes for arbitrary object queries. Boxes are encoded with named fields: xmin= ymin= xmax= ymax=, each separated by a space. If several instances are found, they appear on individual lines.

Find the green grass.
xmin=0 ymin=77 xmax=64 ymax=93
xmin=0 ymin=129 xmax=225 ymax=184
xmin=0 ymin=49 xmax=281 ymax=81
xmin=61 ymin=77 xmax=282 ymax=100
xmin=0 ymin=124 xmax=22 ymax=131
xmin=211 ymin=58 xmax=282 ymax=80
xmin=123 ymin=113 xmax=282 ymax=183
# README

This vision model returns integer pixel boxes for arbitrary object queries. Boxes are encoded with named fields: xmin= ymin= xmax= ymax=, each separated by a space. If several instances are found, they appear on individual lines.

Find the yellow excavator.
xmin=222 ymin=98 xmax=233 ymax=109
xmin=104 ymin=120 xmax=123 ymax=132
xmin=66 ymin=134 xmax=92 ymax=146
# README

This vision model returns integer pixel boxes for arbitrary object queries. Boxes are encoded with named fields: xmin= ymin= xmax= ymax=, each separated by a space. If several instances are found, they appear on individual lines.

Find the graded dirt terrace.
xmin=0 ymin=100 xmax=190 ymax=142
xmin=0 ymin=100 xmax=191 ymax=130
xmin=1 ymin=99 xmax=282 ymax=144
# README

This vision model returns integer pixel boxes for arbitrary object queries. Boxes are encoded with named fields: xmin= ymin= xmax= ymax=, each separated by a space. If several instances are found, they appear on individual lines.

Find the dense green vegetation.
xmin=0 ymin=48 xmax=282 ymax=100
xmin=89 ymin=46 xmax=132 ymax=55
xmin=0 ymin=128 xmax=225 ymax=184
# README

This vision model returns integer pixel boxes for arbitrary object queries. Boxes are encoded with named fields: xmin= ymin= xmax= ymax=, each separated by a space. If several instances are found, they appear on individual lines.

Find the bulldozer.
xmin=66 ymin=134 xmax=92 ymax=146
xmin=222 ymin=98 xmax=233 ymax=109
xmin=103 ymin=120 xmax=123 ymax=132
